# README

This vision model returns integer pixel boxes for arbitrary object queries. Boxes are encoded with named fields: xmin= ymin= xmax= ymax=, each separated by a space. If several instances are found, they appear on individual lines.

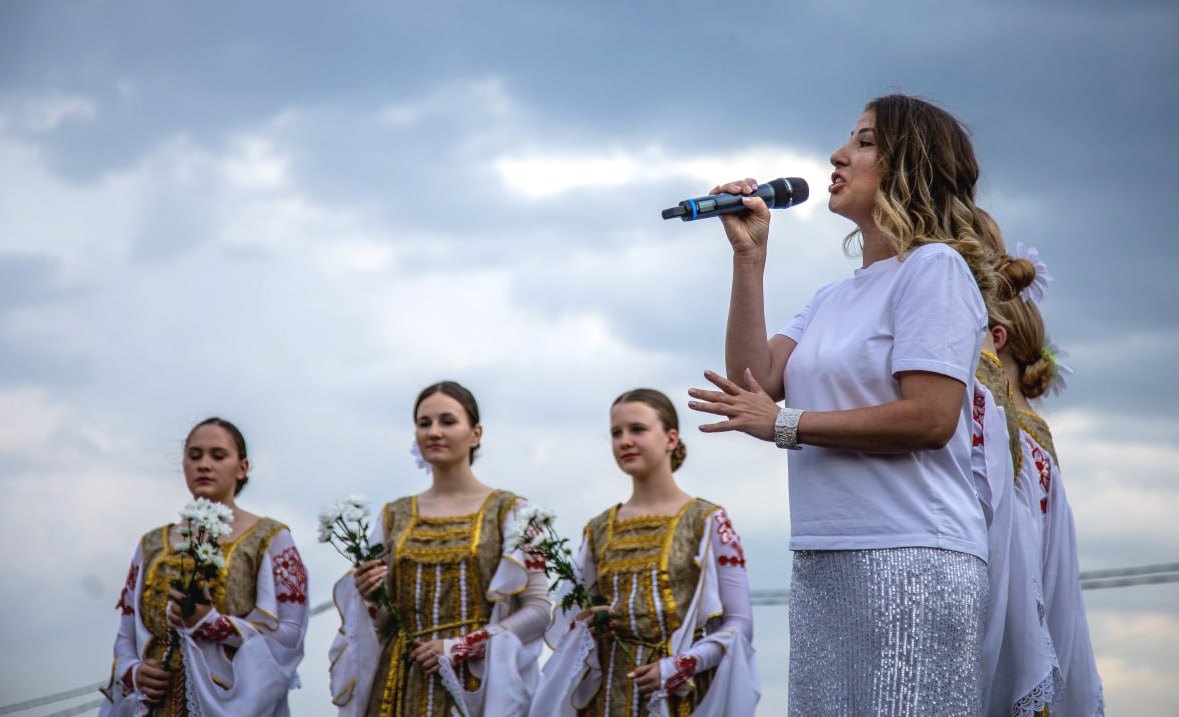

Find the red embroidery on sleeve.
xmin=1029 ymin=442 xmax=1052 ymax=514
xmin=971 ymin=390 xmax=985 ymax=447
xmin=451 ymin=629 xmax=491 ymax=664
xmin=714 ymin=510 xmax=746 ymax=567
xmin=272 ymin=545 xmax=308 ymax=604
xmin=664 ymin=654 xmax=698 ymax=692
xmin=195 ymin=615 xmax=237 ymax=642
xmin=115 ymin=564 xmax=138 ymax=615
xmin=524 ymin=553 xmax=546 ymax=571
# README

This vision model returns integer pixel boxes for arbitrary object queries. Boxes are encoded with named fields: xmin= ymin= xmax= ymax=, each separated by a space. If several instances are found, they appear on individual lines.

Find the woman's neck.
xmin=999 ymin=350 xmax=1035 ymax=413
xmin=623 ymin=468 xmax=690 ymax=514
xmin=859 ymin=225 xmax=895 ymax=268
xmin=423 ymin=462 xmax=485 ymax=497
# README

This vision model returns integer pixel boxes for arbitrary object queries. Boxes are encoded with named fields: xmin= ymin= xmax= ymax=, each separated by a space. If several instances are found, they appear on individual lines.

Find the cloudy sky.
xmin=1 ymin=1 xmax=1176 ymax=714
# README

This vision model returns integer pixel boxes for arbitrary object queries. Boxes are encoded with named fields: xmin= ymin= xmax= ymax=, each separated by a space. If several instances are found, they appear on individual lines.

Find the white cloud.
xmin=0 ymin=388 xmax=66 ymax=452
xmin=493 ymin=144 xmax=831 ymax=221
xmin=0 ymin=91 xmax=98 ymax=132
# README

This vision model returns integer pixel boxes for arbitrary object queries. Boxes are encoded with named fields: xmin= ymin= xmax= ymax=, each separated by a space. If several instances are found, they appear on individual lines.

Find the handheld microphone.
xmin=661 ymin=177 xmax=809 ymax=221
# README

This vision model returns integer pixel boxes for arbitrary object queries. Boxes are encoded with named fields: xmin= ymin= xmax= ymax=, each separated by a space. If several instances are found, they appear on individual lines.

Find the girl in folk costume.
xmin=99 ymin=417 xmax=310 ymax=716
xmin=533 ymin=388 xmax=758 ymax=717
xmin=330 ymin=380 xmax=551 ymax=716
xmin=971 ymin=213 xmax=1061 ymax=717
xmin=992 ymin=248 xmax=1105 ymax=715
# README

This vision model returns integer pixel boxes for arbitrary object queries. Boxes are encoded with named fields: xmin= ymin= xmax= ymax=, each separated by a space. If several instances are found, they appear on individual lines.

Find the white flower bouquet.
xmin=508 ymin=505 xmax=635 ymax=664
xmin=318 ymin=495 xmax=408 ymax=636
xmin=162 ymin=497 xmax=233 ymax=669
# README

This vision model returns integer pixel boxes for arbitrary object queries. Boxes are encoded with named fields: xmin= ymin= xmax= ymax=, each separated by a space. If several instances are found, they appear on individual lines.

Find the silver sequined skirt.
xmin=789 ymin=547 xmax=988 ymax=717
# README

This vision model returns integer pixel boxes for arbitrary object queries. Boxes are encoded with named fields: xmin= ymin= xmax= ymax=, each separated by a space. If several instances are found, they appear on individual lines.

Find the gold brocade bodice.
xmin=384 ymin=490 xmax=519 ymax=634
xmin=366 ymin=490 xmax=520 ymax=717
xmin=137 ymin=517 xmax=286 ymax=716
xmin=140 ymin=517 xmax=286 ymax=641
xmin=977 ymin=350 xmax=1023 ymax=477
xmin=578 ymin=498 xmax=717 ymax=717
xmin=586 ymin=498 xmax=714 ymax=648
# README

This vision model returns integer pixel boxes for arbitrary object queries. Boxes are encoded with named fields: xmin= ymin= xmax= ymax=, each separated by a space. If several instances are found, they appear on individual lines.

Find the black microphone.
xmin=661 ymin=177 xmax=809 ymax=221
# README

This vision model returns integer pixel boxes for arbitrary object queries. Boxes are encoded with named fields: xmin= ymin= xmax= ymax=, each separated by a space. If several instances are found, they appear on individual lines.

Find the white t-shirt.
xmin=778 ymin=242 xmax=988 ymax=560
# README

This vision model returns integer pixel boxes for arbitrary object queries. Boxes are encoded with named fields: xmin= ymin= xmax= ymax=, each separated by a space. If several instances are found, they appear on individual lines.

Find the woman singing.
xmin=689 ymin=95 xmax=999 ymax=714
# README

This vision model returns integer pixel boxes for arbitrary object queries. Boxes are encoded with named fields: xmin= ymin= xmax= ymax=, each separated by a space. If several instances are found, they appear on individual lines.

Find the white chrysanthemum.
xmin=1012 ymin=242 xmax=1054 ymax=304
xmin=206 ymin=520 xmax=233 ymax=539
xmin=174 ymin=541 xmax=191 ymax=553
xmin=318 ymin=502 xmax=345 ymax=529
xmin=211 ymin=502 xmax=234 ymax=524
xmin=344 ymin=507 xmax=367 ymax=524
xmin=344 ymin=494 xmax=370 ymax=511
xmin=195 ymin=543 xmax=219 ymax=563
xmin=524 ymin=505 xmax=556 ymax=528
xmin=317 ymin=524 xmax=334 ymax=543
xmin=209 ymin=553 xmax=226 ymax=569
xmin=177 ymin=525 xmax=191 ymax=537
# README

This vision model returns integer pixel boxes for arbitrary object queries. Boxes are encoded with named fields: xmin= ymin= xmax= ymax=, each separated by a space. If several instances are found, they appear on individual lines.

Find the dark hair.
xmin=414 ymin=380 xmax=482 ymax=463
xmin=856 ymin=94 xmax=1000 ymax=319
xmin=611 ymin=388 xmax=687 ymax=472
xmin=186 ymin=417 xmax=250 ymax=495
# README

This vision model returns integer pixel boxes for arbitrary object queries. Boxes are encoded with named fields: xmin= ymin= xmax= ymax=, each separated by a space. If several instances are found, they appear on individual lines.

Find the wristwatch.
xmin=774 ymin=407 xmax=804 ymax=450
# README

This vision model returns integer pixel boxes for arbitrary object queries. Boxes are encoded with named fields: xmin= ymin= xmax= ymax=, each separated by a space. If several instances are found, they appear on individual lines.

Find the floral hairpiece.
xmin=1041 ymin=336 xmax=1074 ymax=397
xmin=1011 ymin=242 xmax=1053 ymax=304
xmin=410 ymin=440 xmax=432 ymax=474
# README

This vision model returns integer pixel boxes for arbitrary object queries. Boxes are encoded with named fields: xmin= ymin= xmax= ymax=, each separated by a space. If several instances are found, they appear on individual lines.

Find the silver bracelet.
xmin=774 ymin=407 xmax=804 ymax=450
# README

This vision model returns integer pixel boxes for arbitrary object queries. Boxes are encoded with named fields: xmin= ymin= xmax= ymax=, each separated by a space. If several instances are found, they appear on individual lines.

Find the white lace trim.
xmin=1012 ymin=669 xmax=1057 ymax=717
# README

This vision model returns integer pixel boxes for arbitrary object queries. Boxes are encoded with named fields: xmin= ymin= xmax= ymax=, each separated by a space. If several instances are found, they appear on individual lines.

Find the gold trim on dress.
xmin=332 ymin=677 xmax=356 ymax=706
xmin=1017 ymin=409 xmax=1058 ymax=464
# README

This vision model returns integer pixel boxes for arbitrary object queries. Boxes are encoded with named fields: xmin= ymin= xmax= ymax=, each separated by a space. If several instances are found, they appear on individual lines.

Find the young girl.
xmin=99 ymin=417 xmax=309 ymax=716
xmin=533 ymin=388 xmax=757 ymax=717
xmin=992 ymin=251 xmax=1104 ymax=715
xmin=329 ymin=380 xmax=550 ymax=716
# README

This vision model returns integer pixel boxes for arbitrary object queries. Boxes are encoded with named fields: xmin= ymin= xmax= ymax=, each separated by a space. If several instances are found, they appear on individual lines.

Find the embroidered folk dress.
xmin=330 ymin=489 xmax=549 ymax=717
xmin=1017 ymin=411 xmax=1105 ymax=716
xmin=532 ymin=498 xmax=758 ymax=717
xmin=99 ymin=517 xmax=310 ymax=717
xmin=972 ymin=353 xmax=1060 ymax=717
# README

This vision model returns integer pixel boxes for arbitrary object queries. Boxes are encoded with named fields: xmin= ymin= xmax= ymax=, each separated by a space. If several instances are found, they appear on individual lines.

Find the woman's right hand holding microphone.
xmin=712 ymin=178 xmax=773 ymax=260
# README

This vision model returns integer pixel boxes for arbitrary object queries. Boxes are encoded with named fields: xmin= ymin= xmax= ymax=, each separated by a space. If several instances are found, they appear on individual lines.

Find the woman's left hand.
xmin=689 ymin=369 xmax=781 ymax=442
xmin=410 ymin=639 xmax=447 ymax=675
xmin=628 ymin=662 xmax=662 ymax=696
xmin=167 ymin=587 xmax=212 ymax=629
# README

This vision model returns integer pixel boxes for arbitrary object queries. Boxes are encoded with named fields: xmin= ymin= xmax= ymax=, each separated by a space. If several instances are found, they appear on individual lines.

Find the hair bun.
xmin=670 ymin=441 xmax=688 ymax=472
xmin=1020 ymin=353 xmax=1056 ymax=400
xmin=999 ymin=255 xmax=1037 ymax=296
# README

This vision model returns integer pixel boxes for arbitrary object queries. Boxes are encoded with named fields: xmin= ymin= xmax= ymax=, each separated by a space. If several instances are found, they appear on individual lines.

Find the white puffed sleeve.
xmin=436 ymin=497 xmax=549 ymax=717
xmin=179 ymin=527 xmax=309 ymax=716
xmin=528 ymin=528 xmax=601 ymax=717
xmin=647 ymin=507 xmax=759 ymax=717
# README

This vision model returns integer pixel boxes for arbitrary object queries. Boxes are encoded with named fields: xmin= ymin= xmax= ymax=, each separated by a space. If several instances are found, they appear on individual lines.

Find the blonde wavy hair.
xmin=846 ymin=95 xmax=1001 ymax=316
